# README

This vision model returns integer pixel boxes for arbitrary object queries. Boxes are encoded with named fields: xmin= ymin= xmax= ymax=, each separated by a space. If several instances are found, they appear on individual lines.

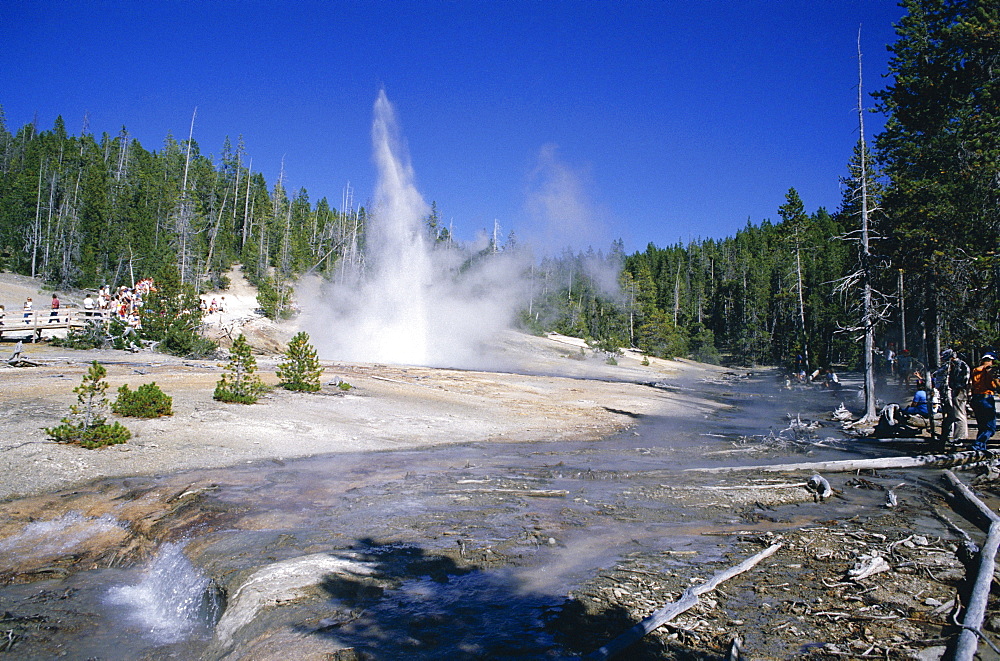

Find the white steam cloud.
xmin=524 ymin=144 xmax=623 ymax=302
xmin=524 ymin=144 xmax=612 ymax=257
xmin=302 ymin=91 xmax=531 ymax=368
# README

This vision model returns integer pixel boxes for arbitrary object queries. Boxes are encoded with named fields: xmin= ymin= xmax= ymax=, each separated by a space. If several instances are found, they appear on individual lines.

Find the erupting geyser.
xmin=352 ymin=90 xmax=433 ymax=365
xmin=305 ymin=90 xmax=529 ymax=368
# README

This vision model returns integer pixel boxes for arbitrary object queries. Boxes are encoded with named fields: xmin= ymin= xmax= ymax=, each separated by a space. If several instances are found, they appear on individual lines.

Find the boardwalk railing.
xmin=0 ymin=309 xmax=114 ymax=342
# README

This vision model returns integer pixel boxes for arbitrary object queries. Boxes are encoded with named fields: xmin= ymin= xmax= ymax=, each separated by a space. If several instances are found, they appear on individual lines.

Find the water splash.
xmin=105 ymin=541 xmax=218 ymax=644
xmin=0 ymin=512 xmax=126 ymax=565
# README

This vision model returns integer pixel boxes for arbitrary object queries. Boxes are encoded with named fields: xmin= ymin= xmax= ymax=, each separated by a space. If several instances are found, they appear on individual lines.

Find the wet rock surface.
xmin=2 ymin=349 xmax=1000 ymax=658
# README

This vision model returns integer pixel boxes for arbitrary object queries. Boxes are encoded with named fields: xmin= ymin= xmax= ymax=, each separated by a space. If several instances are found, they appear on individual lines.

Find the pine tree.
xmin=873 ymin=0 xmax=1000 ymax=354
xmin=214 ymin=334 xmax=266 ymax=404
xmin=778 ymin=188 xmax=811 ymax=371
xmin=276 ymin=331 xmax=324 ymax=392
xmin=46 ymin=360 xmax=131 ymax=448
xmin=139 ymin=263 xmax=215 ymax=357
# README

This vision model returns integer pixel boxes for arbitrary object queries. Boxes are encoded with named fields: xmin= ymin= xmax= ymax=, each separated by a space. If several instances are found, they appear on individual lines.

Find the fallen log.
xmin=942 ymin=470 xmax=1000 ymax=661
xmin=687 ymin=481 xmax=807 ymax=491
xmin=943 ymin=470 xmax=1000 ymax=528
xmin=449 ymin=488 xmax=569 ymax=498
xmin=685 ymin=449 xmax=995 ymax=475
xmin=582 ymin=543 xmax=782 ymax=661
xmin=369 ymin=374 xmax=436 ymax=390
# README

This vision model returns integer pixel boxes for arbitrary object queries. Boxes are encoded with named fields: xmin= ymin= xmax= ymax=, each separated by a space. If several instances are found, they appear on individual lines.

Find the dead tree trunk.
xmin=178 ymin=107 xmax=197 ymax=286
xmin=584 ymin=544 xmax=782 ymax=660
xmin=685 ymin=449 xmax=995 ymax=475
xmin=856 ymin=33 xmax=878 ymax=422
xmin=31 ymin=165 xmax=43 ymax=278
xmin=942 ymin=470 xmax=1000 ymax=660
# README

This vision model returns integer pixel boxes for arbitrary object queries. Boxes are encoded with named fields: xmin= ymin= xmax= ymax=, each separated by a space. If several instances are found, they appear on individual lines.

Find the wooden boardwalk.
xmin=0 ymin=309 xmax=113 ymax=342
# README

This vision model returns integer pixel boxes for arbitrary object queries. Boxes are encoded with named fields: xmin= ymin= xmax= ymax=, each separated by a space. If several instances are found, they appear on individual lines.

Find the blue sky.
xmin=2 ymin=1 xmax=905 ymax=254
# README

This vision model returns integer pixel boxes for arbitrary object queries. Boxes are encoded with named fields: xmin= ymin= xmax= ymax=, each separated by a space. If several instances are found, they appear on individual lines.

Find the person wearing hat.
xmin=934 ymin=348 xmax=971 ymax=444
xmin=969 ymin=353 xmax=1000 ymax=452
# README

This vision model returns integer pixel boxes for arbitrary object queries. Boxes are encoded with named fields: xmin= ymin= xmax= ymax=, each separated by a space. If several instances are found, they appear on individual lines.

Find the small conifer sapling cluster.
xmin=46 ymin=361 xmax=131 ymax=448
xmin=112 ymin=382 xmax=174 ymax=417
xmin=276 ymin=332 xmax=324 ymax=392
xmin=214 ymin=334 xmax=266 ymax=404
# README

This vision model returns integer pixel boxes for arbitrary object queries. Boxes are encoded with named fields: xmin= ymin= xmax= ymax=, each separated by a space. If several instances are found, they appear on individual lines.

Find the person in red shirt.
xmin=970 ymin=353 xmax=1000 ymax=452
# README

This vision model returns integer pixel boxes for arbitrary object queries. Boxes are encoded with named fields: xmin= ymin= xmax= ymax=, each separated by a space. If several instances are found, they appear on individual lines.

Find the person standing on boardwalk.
xmin=970 ymin=353 xmax=1000 ymax=452
xmin=935 ymin=349 xmax=971 ymax=444
xmin=49 ymin=293 xmax=60 ymax=323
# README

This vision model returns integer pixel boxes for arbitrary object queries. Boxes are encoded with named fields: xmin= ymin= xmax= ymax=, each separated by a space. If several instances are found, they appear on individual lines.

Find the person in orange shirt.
xmin=969 ymin=353 xmax=1000 ymax=452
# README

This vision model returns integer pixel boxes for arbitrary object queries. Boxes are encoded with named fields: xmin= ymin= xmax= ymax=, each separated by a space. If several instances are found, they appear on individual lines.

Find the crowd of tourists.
xmin=876 ymin=348 xmax=1000 ymax=453
xmin=199 ymin=295 xmax=227 ymax=315
xmin=79 ymin=279 xmax=156 ymax=330
xmin=883 ymin=346 xmax=927 ymax=386
xmin=0 ymin=293 xmax=66 ymax=327
xmin=0 ymin=278 xmax=238 ymax=336
xmin=788 ymin=354 xmax=843 ymax=390
xmin=0 ymin=279 xmax=157 ymax=332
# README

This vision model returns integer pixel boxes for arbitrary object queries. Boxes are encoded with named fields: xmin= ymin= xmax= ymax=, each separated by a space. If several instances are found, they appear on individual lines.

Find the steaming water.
xmin=0 ymin=372 xmax=877 ymax=659
xmin=306 ymin=91 xmax=529 ymax=369
xmin=104 ymin=541 xmax=218 ymax=644
xmin=0 ymin=512 xmax=125 ymax=561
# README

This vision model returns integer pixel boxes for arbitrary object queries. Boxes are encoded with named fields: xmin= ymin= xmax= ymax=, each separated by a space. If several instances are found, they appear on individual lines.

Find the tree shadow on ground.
xmin=301 ymin=537 xmax=725 ymax=660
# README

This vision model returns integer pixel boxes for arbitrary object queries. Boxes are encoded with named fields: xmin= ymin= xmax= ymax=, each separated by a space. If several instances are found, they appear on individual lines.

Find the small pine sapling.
xmin=46 ymin=360 xmax=131 ymax=448
xmin=214 ymin=334 xmax=266 ymax=404
xmin=276 ymin=332 xmax=324 ymax=392
xmin=112 ymin=382 xmax=174 ymax=417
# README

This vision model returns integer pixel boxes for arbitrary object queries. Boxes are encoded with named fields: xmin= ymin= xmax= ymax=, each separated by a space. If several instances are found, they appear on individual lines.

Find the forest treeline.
xmin=0 ymin=0 xmax=997 ymax=370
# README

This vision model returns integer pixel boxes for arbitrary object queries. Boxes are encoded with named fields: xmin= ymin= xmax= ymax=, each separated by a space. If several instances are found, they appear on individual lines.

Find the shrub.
xmin=51 ymin=320 xmax=105 ymax=349
xmin=276 ymin=332 xmax=324 ymax=392
xmin=106 ymin=318 xmax=142 ymax=352
xmin=48 ymin=421 xmax=131 ymax=449
xmin=139 ymin=264 xmax=216 ymax=358
xmin=214 ymin=334 xmax=266 ymax=404
xmin=591 ymin=337 xmax=623 ymax=355
xmin=46 ymin=361 xmax=131 ymax=448
xmin=112 ymin=382 xmax=174 ymax=417
xmin=256 ymin=276 xmax=294 ymax=320
xmin=338 ymin=381 xmax=353 ymax=391
xmin=51 ymin=318 xmax=139 ymax=351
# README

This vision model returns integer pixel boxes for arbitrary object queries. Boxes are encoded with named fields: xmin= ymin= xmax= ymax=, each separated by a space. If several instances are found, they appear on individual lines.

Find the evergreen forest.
xmin=0 ymin=0 xmax=997 ymax=373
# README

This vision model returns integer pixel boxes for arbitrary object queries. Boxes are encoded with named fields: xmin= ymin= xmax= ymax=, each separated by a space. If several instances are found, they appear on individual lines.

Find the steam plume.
xmin=303 ymin=91 xmax=530 ymax=368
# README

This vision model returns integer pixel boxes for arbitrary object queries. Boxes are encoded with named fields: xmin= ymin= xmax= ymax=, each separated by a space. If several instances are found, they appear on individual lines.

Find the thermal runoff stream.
xmin=0 ymin=371 xmax=865 ymax=660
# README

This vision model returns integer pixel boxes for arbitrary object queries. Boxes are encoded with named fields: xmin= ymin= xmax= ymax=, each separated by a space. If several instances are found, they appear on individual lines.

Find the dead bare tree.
xmin=201 ymin=182 xmax=230 ymax=286
xmin=241 ymin=157 xmax=253 ymax=250
xmin=31 ymin=164 xmax=43 ymax=278
xmin=834 ymin=31 xmax=892 ymax=422
xmin=177 ymin=107 xmax=197 ymax=286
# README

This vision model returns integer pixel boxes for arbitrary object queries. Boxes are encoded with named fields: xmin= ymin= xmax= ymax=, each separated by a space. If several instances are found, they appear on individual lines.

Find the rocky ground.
xmin=3 ymin=270 xmax=1000 ymax=659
